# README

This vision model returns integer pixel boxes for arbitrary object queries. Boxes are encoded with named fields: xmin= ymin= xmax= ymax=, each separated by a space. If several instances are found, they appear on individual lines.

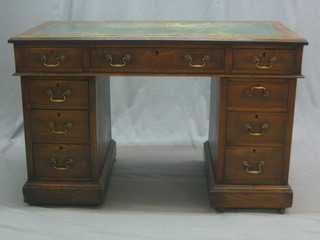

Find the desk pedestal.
xmin=20 ymin=76 xmax=115 ymax=205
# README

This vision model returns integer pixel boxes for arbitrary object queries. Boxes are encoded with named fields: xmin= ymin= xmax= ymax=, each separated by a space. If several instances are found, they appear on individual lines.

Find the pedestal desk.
xmin=9 ymin=21 xmax=307 ymax=212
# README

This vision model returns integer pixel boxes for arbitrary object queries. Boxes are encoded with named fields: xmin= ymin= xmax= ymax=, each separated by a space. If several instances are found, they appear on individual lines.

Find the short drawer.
xmin=29 ymin=110 xmax=89 ymax=143
xmin=232 ymin=49 xmax=297 ymax=74
xmin=26 ymin=80 xmax=89 ymax=109
xmin=226 ymin=112 xmax=287 ymax=145
xmin=33 ymin=144 xmax=90 ymax=179
xmin=224 ymin=146 xmax=283 ymax=184
xmin=89 ymin=47 xmax=225 ymax=73
xmin=227 ymin=80 xmax=289 ymax=108
xmin=15 ymin=47 xmax=83 ymax=72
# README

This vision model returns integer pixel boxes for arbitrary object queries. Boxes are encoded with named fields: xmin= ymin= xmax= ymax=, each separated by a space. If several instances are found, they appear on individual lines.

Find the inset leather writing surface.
xmin=32 ymin=22 xmax=286 ymax=37
xmin=9 ymin=21 xmax=307 ymax=43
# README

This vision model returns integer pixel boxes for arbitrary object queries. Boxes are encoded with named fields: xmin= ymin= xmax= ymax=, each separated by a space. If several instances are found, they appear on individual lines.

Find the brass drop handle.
xmin=251 ymin=56 xmax=277 ymax=69
xmin=105 ymin=54 xmax=131 ymax=67
xmin=40 ymin=54 xmax=65 ymax=68
xmin=48 ymin=122 xmax=72 ymax=134
xmin=46 ymin=89 xmax=71 ymax=103
xmin=184 ymin=55 xmax=210 ymax=68
xmin=50 ymin=158 xmax=73 ymax=170
xmin=243 ymin=161 xmax=265 ymax=174
xmin=244 ymin=123 xmax=268 ymax=136
xmin=245 ymin=86 xmax=270 ymax=97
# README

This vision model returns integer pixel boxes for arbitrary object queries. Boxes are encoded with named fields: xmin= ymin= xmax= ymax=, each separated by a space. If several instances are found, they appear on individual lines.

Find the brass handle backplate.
xmin=50 ymin=158 xmax=73 ymax=170
xmin=244 ymin=123 xmax=268 ymax=136
xmin=40 ymin=54 xmax=65 ymax=68
xmin=245 ymin=86 xmax=270 ymax=97
xmin=48 ymin=122 xmax=72 ymax=134
xmin=46 ymin=89 xmax=71 ymax=103
xmin=105 ymin=54 xmax=131 ymax=67
xmin=251 ymin=56 xmax=277 ymax=69
xmin=184 ymin=55 xmax=210 ymax=68
xmin=243 ymin=161 xmax=265 ymax=174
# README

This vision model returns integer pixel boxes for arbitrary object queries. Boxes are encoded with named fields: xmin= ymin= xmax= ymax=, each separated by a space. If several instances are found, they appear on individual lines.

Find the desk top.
xmin=9 ymin=21 xmax=307 ymax=44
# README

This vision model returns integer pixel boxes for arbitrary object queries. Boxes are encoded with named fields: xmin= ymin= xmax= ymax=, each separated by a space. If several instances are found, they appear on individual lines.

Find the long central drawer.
xmin=89 ymin=47 xmax=225 ymax=73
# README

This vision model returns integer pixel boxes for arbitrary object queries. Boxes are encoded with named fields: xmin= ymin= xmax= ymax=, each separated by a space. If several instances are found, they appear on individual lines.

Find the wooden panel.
xmin=26 ymin=79 xmax=89 ymax=109
xmin=88 ymin=76 xmax=113 ymax=179
xmin=226 ymin=111 xmax=287 ymax=145
xmin=16 ymin=47 xmax=83 ymax=72
xmin=89 ymin=47 xmax=225 ymax=74
xmin=224 ymin=146 xmax=283 ymax=184
xmin=33 ymin=144 xmax=90 ymax=179
xmin=227 ymin=80 xmax=289 ymax=108
xmin=29 ymin=110 xmax=89 ymax=143
xmin=233 ymin=49 xmax=297 ymax=74
xmin=208 ymin=77 xmax=227 ymax=183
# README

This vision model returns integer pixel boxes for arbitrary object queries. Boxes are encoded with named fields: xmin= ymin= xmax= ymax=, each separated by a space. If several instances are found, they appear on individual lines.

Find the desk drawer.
xmin=227 ymin=80 xmax=289 ymax=108
xmin=233 ymin=49 xmax=297 ymax=74
xmin=226 ymin=112 xmax=287 ymax=145
xmin=15 ymin=47 xmax=83 ymax=72
xmin=30 ymin=110 xmax=89 ymax=143
xmin=224 ymin=146 xmax=283 ymax=184
xmin=33 ymin=144 xmax=90 ymax=179
xmin=89 ymin=47 xmax=225 ymax=73
xmin=26 ymin=80 xmax=89 ymax=109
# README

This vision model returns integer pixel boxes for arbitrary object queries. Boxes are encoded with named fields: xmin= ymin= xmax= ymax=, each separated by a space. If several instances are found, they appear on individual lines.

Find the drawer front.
xmin=16 ymin=47 xmax=83 ymax=72
xmin=224 ymin=146 xmax=283 ymax=184
xmin=233 ymin=49 xmax=297 ymax=74
xmin=226 ymin=112 xmax=287 ymax=145
xmin=30 ymin=110 xmax=89 ymax=143
xmin=26 ymin=80 xmax=89 ymax=109
xmin=33 ymin=144 xmax=90 ymax=179
xmin=227 ymin=81 xmax=289 ymax=108
xmin=89 ymin=47 xmax=225 ymax=73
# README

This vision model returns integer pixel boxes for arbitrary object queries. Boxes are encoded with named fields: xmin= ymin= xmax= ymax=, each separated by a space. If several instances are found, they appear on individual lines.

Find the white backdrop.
xmin=1 ymin=1 xmax=320 ymax=240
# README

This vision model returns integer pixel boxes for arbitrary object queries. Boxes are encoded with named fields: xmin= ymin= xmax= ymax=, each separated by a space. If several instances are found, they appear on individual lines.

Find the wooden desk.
xmin=9 ymin=21 xmax=307 ymax=212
